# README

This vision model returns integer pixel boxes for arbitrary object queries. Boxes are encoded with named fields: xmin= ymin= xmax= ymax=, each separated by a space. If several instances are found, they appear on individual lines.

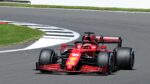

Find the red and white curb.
xmin=0 ymin=20 xmax=80 ymax=53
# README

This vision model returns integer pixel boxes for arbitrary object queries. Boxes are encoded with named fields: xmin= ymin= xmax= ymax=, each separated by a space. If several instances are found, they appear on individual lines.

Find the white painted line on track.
xmin=45 ymin=32 xmax=74 ymax=35
xmin=43 ymin=37 xmax=71 ymax=40
xmin=27 ymin=26 xmax=63 ymax=30
xmin=0 ymin=49 xmax=27 ymax=53
xmin=11 ymin=22 xmax=40 ymax=26
xmin=0 ymin=20 xmax=80 ymax=53
xmin=25 ymin=38 xmax=69 ymax=49
xmin=43 ymin=36 xmax=72 ymax=39
xmin=27 ymin=25 xmax=51 ymax=27
xmin=38 ymin=29 xmax=68 ymax=31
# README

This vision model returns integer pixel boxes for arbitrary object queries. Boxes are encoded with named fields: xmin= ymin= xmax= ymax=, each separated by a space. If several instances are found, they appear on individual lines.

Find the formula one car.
xmin=36 ymin=32 xmax=134 ymax=75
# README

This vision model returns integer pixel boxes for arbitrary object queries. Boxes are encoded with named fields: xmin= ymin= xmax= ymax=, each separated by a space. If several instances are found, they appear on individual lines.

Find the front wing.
xmin=36 ymin=63 xmax=108 ymax=73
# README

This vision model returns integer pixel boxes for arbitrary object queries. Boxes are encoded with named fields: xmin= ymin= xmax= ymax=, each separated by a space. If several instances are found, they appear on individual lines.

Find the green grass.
xmin=0 ymin=24 xmax=44 ymax=46
xmin=1 ymin=2 xmax=150 ymax=12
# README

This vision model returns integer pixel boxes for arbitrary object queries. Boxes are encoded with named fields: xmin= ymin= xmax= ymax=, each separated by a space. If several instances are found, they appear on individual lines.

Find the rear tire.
xmin=115 ymin=47 xmax=134 ymax=70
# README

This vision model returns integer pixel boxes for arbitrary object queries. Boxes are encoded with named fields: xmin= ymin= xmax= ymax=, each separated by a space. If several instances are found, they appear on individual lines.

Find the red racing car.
xmin=36 ymin=32 xmax=134 ymax=75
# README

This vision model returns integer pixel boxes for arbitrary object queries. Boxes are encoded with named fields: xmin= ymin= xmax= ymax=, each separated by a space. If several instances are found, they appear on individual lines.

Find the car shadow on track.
xmin=34 ymin=71 xmax=116 ymax=76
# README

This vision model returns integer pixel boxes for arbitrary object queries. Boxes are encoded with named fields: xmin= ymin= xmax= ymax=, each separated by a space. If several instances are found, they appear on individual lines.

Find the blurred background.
xmin=0 ymin=0 xmax=30 ymax=3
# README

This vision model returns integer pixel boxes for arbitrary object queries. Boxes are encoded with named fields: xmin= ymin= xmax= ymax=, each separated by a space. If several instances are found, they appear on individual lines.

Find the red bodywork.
xmin=36 ymin=35 xmax=122 ymax=73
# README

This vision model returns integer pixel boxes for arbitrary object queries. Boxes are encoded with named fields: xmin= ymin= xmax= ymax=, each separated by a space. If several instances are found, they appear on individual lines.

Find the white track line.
xmin=11 ymin=22 xmax=40 ymax=26
xmin=43 ymin=36 xmax=73 ymax=39
xmin=45 ymin=32 xmax=74 ymax=35
xmin=27 ymin=26 xmax=61 ymax=29
xmin=38 ymin=29 xmax=68 ymax=31
xmin=0 ymin=20 xmax=80 ymax=53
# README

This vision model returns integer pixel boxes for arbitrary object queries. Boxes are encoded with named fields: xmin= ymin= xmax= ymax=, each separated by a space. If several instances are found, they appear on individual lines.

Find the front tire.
xmin=38 ymin=49 xmax=57 ymax=73
xmin=97 ymin=52 xmax=114 ymax=74
xmin=39 ymin=49 xmax=57 ymax=65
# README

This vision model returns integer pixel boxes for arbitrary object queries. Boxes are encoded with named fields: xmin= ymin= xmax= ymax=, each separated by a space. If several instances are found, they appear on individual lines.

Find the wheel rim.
xmin=130 ymin=52 xmax=134 ymax=69
xmin=108 ymin=55 xmax=114 ymax=74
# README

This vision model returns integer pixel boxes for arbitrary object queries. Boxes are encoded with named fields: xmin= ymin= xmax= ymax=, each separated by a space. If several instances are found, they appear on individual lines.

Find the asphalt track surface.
xmin=0 ymin=7 xmax=150 ymax=84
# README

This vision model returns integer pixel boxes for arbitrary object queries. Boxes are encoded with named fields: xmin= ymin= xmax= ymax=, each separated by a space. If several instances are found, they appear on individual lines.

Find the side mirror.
xmin=100 ymin=45 xmax=107 ymax=49
xmin=59 ymin=43 xmax=67 ymax=54
xmin=61 ymin=43 xmax=67 ymax=48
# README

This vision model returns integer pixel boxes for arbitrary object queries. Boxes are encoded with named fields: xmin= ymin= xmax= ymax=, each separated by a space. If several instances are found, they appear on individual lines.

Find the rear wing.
xmin=96 ymin=36 xmax=122 ymax=47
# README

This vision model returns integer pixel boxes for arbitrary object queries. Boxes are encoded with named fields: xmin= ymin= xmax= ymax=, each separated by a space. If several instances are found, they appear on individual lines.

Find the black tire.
xmin=115 ymin=47 xmax=134 ymax=70
xmin=97 ymin=52 xmax=114 ymax=74
xmin=39 ymin=49 xmax=57 ymax=65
